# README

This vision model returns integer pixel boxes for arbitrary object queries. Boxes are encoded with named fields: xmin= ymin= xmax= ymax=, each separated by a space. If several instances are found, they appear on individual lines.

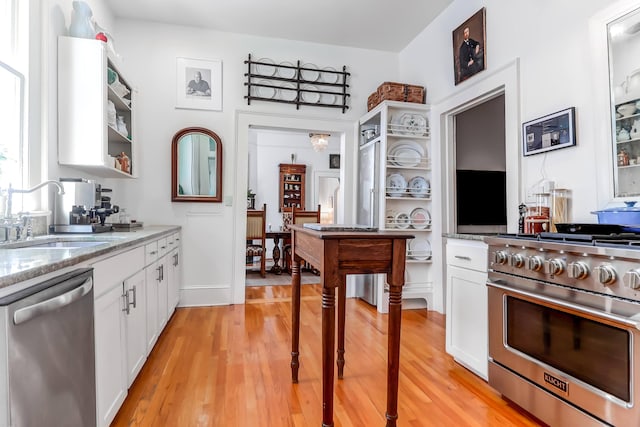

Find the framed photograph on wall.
xmin=176 ymin=57 xmax=222 ymax=111
xmin=522 ymin=107 xmax=576 ymax=156
xmin=329 ymin=154 xmax=340 ymax=169
xmin=452 ymin=8 xmax=486 ymax=85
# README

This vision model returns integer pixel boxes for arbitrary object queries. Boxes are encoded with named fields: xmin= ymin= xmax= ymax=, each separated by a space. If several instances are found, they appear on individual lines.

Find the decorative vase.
xmin=69 ymin=1 xmax=95 ymax=39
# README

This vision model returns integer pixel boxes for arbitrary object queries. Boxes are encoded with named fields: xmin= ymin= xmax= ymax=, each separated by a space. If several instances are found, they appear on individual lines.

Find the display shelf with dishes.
xmin=58 ymin=36 xmax=136 ymax=178
xmin=357 ymin=100 xmax=432 ymax=310
xmin=243 ymin=54 xmax=350 ymax=113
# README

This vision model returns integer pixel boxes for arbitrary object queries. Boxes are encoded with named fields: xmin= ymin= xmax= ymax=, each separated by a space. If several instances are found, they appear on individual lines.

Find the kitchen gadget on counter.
xmin=50 ymin=178 xmax=119 ymax=233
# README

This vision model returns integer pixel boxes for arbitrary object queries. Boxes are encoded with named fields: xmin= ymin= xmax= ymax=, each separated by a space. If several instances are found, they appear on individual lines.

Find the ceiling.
xmin=107 ymin=0 xmax=453 ymax=52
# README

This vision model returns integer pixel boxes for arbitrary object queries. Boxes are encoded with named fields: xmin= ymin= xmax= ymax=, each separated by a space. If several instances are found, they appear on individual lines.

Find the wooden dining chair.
xmin=283 ymin=204 xmax=321 ymax=273
xmin=246 ymin=203 xmax=267 ymax=277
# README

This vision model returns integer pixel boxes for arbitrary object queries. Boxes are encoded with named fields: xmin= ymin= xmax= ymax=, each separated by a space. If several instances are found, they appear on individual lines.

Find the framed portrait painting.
xmin=522 ymin=107 xmax=576 ymax=156
xmin=176 ymin=57 xmax=222 ymax=111
xmin=452 ymin=8 xmax=486 ymax=85
xmin=329 ymin=154 xmax=340 ymax=169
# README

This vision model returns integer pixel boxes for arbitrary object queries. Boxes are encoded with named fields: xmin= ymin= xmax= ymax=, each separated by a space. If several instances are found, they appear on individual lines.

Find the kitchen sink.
xmin=0 ymin=237 xmax=120 ymax=250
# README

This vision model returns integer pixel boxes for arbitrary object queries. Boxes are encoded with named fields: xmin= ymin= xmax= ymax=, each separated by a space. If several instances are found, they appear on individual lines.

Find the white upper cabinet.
xmin=58 ymin=36 xmax=137 ymax=178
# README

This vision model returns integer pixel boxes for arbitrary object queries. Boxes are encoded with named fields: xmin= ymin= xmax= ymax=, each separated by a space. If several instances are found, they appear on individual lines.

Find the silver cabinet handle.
xmin=122 ymin=289 xmax=130 ymax=315
xmin=150 ymin=250 xmax=158 ymax=255
xmin=454 ymin=255 xmax=472 ymax=261
xmin=129 ymin=285 xmax=137 ymax=309
xmin=156 ymin=265 xmax=162 ymax=282
xmin=14 ymin=278 xmax=93 ymax=325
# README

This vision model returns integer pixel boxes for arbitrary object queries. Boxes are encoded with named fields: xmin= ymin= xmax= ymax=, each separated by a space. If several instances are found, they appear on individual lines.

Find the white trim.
xmin=430 ymin=58 xmax=521 ymax=313
xmin=178 ymin=286 xmax=232 ymax=307
xmin=232 ymin=110 xmax=358 ymax=304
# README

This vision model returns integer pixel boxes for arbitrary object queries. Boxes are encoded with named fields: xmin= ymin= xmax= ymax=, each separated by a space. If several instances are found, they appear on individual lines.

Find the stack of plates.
xmin=410 ymin=207 xmax=431 ymax=229
xmin=408 ymin=238 xmax=431 ymax=260
xmin=386 ymin=173 xmax=407 ymax=197
xmin=389 ymin=112 xmax=428 ymax=136
xmin=407 ymin=176 xmax=430 ymax=198
xmin=388 ymin=141 xmax=425 ymax=167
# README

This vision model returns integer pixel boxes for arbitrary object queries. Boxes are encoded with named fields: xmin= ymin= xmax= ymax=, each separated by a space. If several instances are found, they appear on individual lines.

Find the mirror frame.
xmin=171 ymin=127 xmax=223 ymax=202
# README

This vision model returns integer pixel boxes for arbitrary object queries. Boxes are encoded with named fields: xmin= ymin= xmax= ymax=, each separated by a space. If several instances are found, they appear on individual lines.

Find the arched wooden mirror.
xmin=171 ymin=127 xmax=223 ymax=202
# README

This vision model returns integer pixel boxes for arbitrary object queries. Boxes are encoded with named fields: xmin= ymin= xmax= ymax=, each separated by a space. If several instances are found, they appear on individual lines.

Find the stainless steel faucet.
xmin=4 ymin=180 xmax=65 ymax=220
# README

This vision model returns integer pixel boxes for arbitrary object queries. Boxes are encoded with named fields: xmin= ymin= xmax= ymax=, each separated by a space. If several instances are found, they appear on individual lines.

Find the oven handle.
xmin=487 ymin=279 xmax=640 ymax=330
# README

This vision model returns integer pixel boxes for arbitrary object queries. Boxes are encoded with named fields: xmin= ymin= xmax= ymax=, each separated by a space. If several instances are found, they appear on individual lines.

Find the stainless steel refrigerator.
xmin=355 ymin=139 xmax=380 ymax=305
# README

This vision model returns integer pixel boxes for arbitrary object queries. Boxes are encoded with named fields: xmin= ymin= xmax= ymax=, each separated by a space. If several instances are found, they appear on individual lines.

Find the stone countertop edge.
xmin=442 ymin=232 xmax=496 ymax=242
xmin=0 ymin=225 xmax=181 ymax=288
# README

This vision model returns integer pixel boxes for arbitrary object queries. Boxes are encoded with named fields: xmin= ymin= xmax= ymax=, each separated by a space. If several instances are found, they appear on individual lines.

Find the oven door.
xmin=488 ymin=272 xmax=640 ymax=427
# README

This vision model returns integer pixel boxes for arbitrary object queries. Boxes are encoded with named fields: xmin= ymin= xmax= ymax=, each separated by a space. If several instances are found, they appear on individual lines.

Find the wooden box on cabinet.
xmin=58 ymin=36 xmax=137 ymax=178
xmin=279 ymin=163 xmax=306 ymax=212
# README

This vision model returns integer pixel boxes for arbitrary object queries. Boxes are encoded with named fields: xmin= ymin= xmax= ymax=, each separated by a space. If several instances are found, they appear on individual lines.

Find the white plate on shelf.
xmin=321 ymin=66 xmax=339 ymax=84
xmin=395 ymin=212 xmax=410 ymax=229
xmin=386 ymin=173 xmax=407 ymax=197
xmin=391 ymin=146 xmax=421 ymax=167
xmin=390 ymin=113 xmax=427 ymax=136
xmin=301 ymin=63 xmax=320 ymax=82
xmin=279 ymin=82 xmax=297 ymax=102
xmin=277 ymin=61 xmax=296 ymax=79
xmin=301 ymin=85 xmax=320 ymax=103
xmin=407 ymin=176 xmax=430 ymax=198
xmin=255 ymin=58 xmax=276 ymax=76
xmin=254 ymin=80 xmax=276 ymax=99
xmin=320 ymin=92 xmax=337 ymax=105
xmin=410 ymin=207 xmax=431 ymax=230
xmin=409 ymin=238 xmax=431 ymax=260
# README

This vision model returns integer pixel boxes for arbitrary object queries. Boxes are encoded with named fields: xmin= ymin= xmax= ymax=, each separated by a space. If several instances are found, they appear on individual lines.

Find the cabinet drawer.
xmin=446 ymin=239 xmax=488 ymax=272
xmin=92 ymin=246 xmax=145 ymax=298
xmin=145 ymin=241 xmax=159 ymax=265
xmin=157 ymin=238 xmax=168 ymax=257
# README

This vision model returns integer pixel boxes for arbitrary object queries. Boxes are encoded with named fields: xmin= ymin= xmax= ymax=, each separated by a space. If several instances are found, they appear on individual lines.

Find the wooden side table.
xmin=289 ymin=225 xmax=412 ymax=427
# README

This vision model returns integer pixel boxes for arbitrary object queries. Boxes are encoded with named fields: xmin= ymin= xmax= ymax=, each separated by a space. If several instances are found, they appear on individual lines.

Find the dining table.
xmin=266 ymin=228 xmax=291 ymax=275
xmin=288 ymin=224 xmax=412 ymax=427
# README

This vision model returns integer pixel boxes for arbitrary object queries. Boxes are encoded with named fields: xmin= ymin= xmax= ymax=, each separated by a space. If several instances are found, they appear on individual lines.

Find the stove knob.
xmin=594 ymin=265 xmax=617 ymax=285
xmin=510 ymin=254 xmax=525 ymax=268
xmin=568 ymin=261 xmax=590 ymax=280
xmin=494 ymin=250 xmax=508 ymax=265
xmin=544 ymin=258 xmax=565 ymax=275
xmin=527 ymin=255 xmax=544 ymax=271
xmin=623 ymin=270 xmax=640 ymax=290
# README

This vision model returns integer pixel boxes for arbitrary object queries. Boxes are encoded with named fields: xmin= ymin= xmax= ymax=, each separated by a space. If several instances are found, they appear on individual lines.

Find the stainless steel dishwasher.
xmin=0 ymin=267 xmax=96 ymax=427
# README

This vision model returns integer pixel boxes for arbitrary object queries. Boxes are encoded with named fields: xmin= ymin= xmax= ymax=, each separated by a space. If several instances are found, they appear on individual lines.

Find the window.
xmin=0 ymin=0 xmax=28 ymax=204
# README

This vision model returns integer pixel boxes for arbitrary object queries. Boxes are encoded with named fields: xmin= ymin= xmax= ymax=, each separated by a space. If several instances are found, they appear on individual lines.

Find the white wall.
xmin=106 ymin=19 xmax=397 ymax=305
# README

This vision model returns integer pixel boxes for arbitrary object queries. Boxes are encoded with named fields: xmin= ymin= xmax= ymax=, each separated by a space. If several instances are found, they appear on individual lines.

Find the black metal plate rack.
xmin=243 ymin=54 xmax=350 ymax=113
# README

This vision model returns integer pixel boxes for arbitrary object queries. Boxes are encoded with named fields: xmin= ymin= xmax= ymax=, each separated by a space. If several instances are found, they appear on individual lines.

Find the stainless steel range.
xmin=486 ymin=231 xmax=640 ymax=427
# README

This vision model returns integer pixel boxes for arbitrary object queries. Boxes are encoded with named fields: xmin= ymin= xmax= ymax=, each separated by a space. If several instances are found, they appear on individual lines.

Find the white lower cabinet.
xmin=445 ymin=238 xmax=489 ymax=380
xmin=92 ymin=231 xmax=181 ymax=427
xmin=124 ymin=269 xmax=147 ymax=387
xmin=94 ymin=283 xmax=128 ymax=427
xmin=168 ymin=245 xmax=181 ymax=316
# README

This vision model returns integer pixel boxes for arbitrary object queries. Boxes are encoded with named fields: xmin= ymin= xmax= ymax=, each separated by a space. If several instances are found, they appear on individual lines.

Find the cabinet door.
xmin=94 ymin=284 xmax=127 ymax=427
xmin=168 ymin=247 xmax=181 ymax=316
xmin=124 ymin=269 xmax=146 ymax=387
xmin=145 ymin=261 xmax=160 ymax=352
xmin=445 ymin=264 xmax=488 ymax=380
xmin=157 ymin=255 xmax=169 ymax=331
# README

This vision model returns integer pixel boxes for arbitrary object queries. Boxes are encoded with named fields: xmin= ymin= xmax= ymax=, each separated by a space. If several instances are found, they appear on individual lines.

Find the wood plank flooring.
xmin=111 ymin=285 xmax=544 ymax=427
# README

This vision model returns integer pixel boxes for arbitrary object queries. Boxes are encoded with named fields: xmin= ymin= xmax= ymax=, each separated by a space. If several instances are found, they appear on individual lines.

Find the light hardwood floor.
xmin=111 ymin=284 xmax=544 ymax=426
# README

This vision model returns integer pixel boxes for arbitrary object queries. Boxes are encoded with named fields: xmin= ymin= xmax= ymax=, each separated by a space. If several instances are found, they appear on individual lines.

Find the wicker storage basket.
xmin=367 ymin=91 xmax=380 ymax=111
xmin=376 ymin=82 xmax=425 ymax=104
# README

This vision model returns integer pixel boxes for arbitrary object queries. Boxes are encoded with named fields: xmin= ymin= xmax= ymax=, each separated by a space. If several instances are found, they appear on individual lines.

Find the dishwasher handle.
xmin=13 ymin=277 xmax=93 ymax=325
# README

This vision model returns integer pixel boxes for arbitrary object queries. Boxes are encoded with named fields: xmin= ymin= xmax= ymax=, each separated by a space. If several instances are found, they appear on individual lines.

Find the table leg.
xmin=385 ymin=284 xmax=403 ymax=427
xmin=337 ymin=275 xmax=346 ymax=379
xmin=269 ymin=236 xmax=282 ymax=275
xmin=291 ymin=259 xmax=301 ymax=383
xmin=322 ymin=285 xmax=336 ymax=427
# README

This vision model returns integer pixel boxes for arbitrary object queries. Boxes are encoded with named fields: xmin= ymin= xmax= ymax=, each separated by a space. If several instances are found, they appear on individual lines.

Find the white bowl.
xmin=617 ymin=103 xmax=637 ymax=117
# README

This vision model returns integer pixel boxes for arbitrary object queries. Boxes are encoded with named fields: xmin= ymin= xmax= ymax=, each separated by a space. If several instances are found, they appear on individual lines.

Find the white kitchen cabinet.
xmin=445 ymin=238 xmax=488 ymax=380
xmin=94 ymin=283 xmax=127 ymax=427
xmin=358 ymin=100 xmax=432 ymax=311
xmin=124 ymin=269 xmax=147 ymax=387
xmin=145 ymin=259 xmax=160 ymax=352
xmin=58 ymin=36 xmax=137 ymax=178
xmin=167 ymin=233 xmax=182 ymax=316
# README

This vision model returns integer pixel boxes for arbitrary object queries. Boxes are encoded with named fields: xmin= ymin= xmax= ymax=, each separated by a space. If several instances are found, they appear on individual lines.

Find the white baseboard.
xmin=178 ymin=286 xmax=232 ymax=306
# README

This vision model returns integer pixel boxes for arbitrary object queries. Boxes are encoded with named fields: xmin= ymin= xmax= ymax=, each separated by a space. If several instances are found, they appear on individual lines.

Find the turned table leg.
xmin=322 ymin=285 xmax=336 ymax=427
xmin=290 ymin=259 xmax=301 ymax=383
xmin=337 ymin=276 xmax=346 ymax=379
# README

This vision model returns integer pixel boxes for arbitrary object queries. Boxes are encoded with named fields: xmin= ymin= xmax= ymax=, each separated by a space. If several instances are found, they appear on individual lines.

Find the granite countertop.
xmin=442 ymin=232 xmax=500 ymax=241
xmin=0 ymin=225 xmax=180 ymax=289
